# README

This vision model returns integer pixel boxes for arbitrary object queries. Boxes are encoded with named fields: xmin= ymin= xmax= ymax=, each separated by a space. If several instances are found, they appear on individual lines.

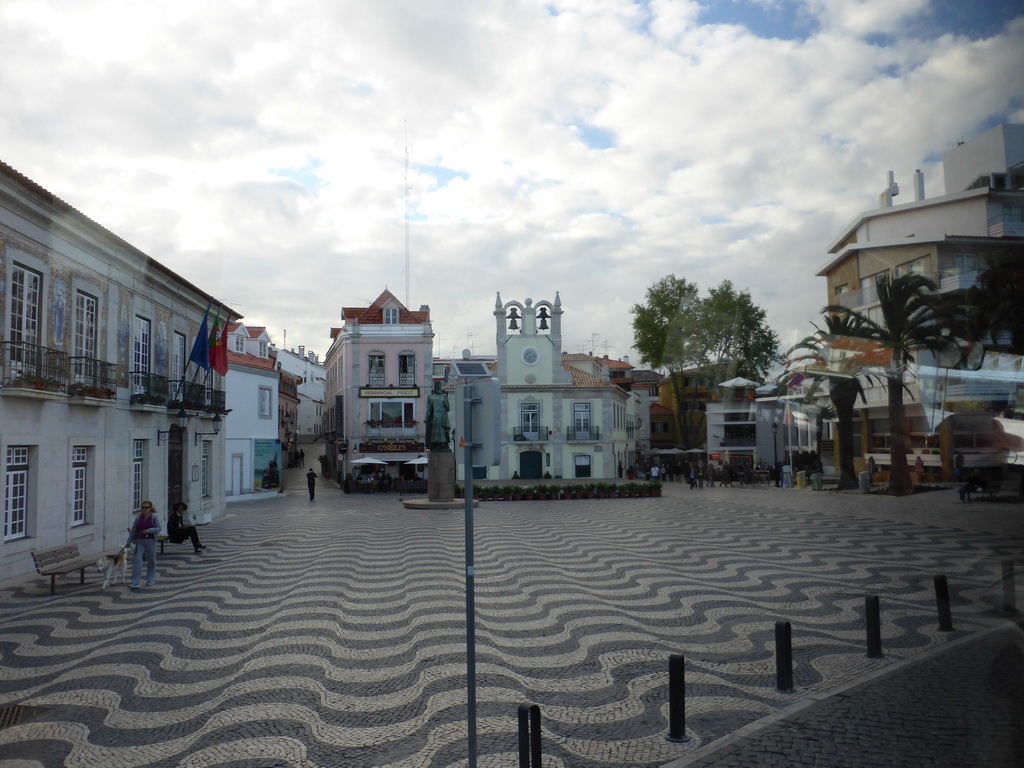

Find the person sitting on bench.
xmin=169 ymin=502 xmax=207 ymax=553
xmin=958 ymin=470 xmax=985 ymax=502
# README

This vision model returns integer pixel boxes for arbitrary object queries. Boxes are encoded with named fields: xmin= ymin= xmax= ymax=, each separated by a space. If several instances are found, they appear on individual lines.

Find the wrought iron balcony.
xmin=566 ymin=426 xmax=600 ymax=441
xmin=367 ymin=373 xmax=386 ymax=387
xmin=398 ymin=372 xmax=416 ymax=387
xmin=206 ymin=387 xmax=227 ymax=413
xmin=130 ymin=370 xmax=169 ymax=406
xmin=68 ymin=356 xmax=116 ymax=399
xmin=513 ymin=425 xmax=550 ymax=442
xmin=168 ymin=379 xmax=208 ymax=410
xmin=1 ymin=341 xmax=68 ymax=393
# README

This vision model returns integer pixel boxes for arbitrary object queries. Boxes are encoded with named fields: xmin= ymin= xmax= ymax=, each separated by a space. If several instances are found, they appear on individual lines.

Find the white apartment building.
xmin=1 ymin=161 xmax=230 ymax=582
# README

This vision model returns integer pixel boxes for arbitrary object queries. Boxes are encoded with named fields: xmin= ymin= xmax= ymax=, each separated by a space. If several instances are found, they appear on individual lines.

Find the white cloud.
xmin=1 ymin=0 xmax=1022 ymax=365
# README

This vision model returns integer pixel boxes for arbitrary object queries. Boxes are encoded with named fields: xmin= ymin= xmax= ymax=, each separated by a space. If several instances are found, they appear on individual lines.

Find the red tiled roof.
xmin=247 ymin=326 xmax=267 ymax=339
xmin=227 ymin=322 xmax=242 ymax=333
xmin=341 ymin=289 xmax=430 ymax=324
xmin=564 ymin=365 xmax=608 ymax=388
xmin=226 ymin=350 xmax=276 ymax=370
xmin=650 ymin=403 xmax=674 ymax=415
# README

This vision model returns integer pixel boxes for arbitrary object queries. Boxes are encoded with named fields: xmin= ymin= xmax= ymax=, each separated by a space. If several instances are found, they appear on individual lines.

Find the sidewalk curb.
xmin=660 ymin=619 xmax=1023 ymax=767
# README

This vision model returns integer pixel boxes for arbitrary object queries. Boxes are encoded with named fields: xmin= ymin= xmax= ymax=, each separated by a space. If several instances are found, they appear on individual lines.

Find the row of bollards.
xmin=524 ymin=564 xmax=1019 ymax=756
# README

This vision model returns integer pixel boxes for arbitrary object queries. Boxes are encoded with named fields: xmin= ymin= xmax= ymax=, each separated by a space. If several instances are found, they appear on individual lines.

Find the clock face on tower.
xmin=521 ymin=347 xmax=539 ymax=365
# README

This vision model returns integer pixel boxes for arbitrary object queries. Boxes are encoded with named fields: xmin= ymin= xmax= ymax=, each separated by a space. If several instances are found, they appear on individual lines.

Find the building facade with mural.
xmin=1 ymin=161 xmax=230 ymax=582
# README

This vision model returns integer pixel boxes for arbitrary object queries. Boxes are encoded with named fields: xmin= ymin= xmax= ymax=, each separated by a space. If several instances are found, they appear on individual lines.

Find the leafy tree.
xmin=631 ymin=275 xmax=781 ymax=448
xmin=825 ymin=274 xmax=948 ymax=494
xmin=961 ymin=246 xmax=1024 ymax=354
xmin=787 ymin=313 xmax=874 ymax=490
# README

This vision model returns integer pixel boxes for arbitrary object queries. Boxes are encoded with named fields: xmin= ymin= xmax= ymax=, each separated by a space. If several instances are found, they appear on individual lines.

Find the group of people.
xmin=125 ymin=501 xmax=207 ymax=589
xmin=628 ymin=459 xmax=797 ymax=489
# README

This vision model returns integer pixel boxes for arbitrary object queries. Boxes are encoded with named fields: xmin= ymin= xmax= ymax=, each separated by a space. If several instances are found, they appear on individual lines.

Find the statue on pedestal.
xmin=425 ymin=382 xmax=452 ymax=451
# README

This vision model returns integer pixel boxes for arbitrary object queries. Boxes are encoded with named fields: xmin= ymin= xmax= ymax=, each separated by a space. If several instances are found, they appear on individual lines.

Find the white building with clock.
xmin=449 ymin=292 xmax=637 ymax=481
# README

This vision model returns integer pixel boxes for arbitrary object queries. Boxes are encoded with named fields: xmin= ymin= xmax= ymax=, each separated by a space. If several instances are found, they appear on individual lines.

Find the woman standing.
xmin=129 ymin=501 xmax=161 ymax=589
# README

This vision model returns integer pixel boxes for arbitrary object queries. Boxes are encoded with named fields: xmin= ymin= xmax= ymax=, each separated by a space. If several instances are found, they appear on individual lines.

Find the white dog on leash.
xmin=96 ymin=552 xmax=128 ymax=588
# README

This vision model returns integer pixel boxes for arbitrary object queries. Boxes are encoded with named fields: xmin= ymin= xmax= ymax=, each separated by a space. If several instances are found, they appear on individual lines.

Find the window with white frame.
xmin=398 ymin=353 xmax=416 ymax=386
xmin=258 ymin=340 xmax=268 ymax=358
xmin=258 ymin=386 xmax=273 ymax=418
xmin=74 ymin=291 xmax=98 ymax=359
xmin=9 ymin=265 xmax=42 ymax=348
xmin=5 ymin=446 xmax=30 ymax=540
xmin=234 ymin=333 xmax=246 ymax=353
xmin=71 ymin=446 xmax=88 ymax=525
xmin=368 ymin=400 xmax=415 ymax=426
xmin=134 ymin=316 xmax=151 ymax=372
xmin=368 ymin=354 xmax=385 ymax=386
xmin=384 ymin=307 xmax=399 ymax=324
xmin=173 ymin=332 xmax=186 ymax=382
xmin=202 ymin=440 xmax=210 ymax=497
xmin=574 ymin=454 xmax=592 ymax=478
xmin=132 ymin=440 xmax=145 ymax=511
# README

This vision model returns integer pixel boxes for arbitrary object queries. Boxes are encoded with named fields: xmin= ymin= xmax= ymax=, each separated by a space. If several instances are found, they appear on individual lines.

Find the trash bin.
xmin=796 ymin=471 xmax=806 ymax=489
xmin=811 ymin=472 xmax=822 ymax=491
xmin=858 ymin=471 xmax=871 ymax=493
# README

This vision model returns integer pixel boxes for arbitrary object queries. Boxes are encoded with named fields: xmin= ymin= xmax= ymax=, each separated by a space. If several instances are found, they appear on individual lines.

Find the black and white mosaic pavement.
xmin=1 ymin=482 xmax=1021 ymax=767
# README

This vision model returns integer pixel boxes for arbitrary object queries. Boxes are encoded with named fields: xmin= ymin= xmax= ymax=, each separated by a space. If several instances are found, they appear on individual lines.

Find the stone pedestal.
xmin=427 ymin=451 xmax=455 ymax=501
xmin=404 ymin=451 xmax=469 ymax=510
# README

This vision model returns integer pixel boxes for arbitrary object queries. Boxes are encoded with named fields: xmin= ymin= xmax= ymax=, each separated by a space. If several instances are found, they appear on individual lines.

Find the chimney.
xmin=879 ymin=171 xmax=899 ymax=208
xmin=913 ymin=169 xmax=925 ymax=201
xmin=298 ymin=345 xmax=305 ymax=358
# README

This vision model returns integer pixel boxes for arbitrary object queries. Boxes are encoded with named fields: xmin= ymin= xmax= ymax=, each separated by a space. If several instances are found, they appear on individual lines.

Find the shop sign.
xmin=359 ymin=387 xmax=420 ymax=398
xmin=360 ymin=440 xmax=425 ymax=453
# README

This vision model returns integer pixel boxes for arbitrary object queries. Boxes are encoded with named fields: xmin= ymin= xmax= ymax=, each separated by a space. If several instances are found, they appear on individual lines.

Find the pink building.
xmin=323 ymin=290 xmax=433 ymax=484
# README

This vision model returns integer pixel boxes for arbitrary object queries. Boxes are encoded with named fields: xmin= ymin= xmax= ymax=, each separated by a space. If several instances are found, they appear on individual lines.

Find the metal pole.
xmin=666 ymin=653 xmax=690 ymax=742
xmin=463 ymin=383 xmax=477 ymax=768
xmin=518 ymin=703 xmax=541 ymax=767
xmin=934 ymin=575 xmax=954 ymax=631
xmin=865 ymin=596 xmax=883 ymax=658
xmin=775 ymin=621 xmax=794 ymax=692
xmin=1003 ymin=561 xmax=1017 ymax=614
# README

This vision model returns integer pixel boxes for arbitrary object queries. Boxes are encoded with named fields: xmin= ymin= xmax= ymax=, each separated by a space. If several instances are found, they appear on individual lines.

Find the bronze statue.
xmin=425 ymin=382 xmax=452 ymax=450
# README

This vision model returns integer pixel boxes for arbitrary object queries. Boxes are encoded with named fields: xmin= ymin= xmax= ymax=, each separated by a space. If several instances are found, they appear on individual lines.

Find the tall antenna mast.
xmin=404 ymin=121 xmax=410 ymax=307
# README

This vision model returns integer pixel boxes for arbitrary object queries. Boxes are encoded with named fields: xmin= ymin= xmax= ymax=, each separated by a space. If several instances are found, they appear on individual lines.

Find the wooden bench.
xmin=31 ymin=543 xmax=99 ymax=595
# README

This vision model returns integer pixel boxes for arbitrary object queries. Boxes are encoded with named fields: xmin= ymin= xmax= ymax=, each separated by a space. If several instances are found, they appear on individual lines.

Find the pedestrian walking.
xmin=650 ymin=464 xmax=660 ymax=481
xmin=307 ymin=467 xmax=317 ymax=500
xmin=168 ymin=502 xmax=207 ymax=553
xmin=299 ymin=449 xmax=305 ymax=467
xmin=128 ymin=501 xmax=161 ymax=589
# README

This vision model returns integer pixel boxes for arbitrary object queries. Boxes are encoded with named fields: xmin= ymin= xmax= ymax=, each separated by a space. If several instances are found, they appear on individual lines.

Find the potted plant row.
xmin=456 ymin=481 xmax=662 ymax=500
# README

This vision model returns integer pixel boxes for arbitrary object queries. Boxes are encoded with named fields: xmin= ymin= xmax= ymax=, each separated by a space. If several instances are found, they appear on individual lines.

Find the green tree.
xmin=787 ymin=313 xmax=874 ymax=490
xmin=825 ymin=274 xmax=947 ymax=494
xmin=631 ymin=275 xmax=781 ymax=448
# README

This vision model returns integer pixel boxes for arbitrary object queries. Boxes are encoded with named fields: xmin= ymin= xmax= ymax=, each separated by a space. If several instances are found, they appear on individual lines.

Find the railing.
xmin=513 ymin=425 xmax=550 ymax=442
xmin=368 ymin=373 xmax=386 ymax=387
xmin=398 ymin=372 xmax=416 ymax=387
xmin=566 ymin=426 xmax=600 ymax=441
xmin=168 ymin=379 xmax=207 ymax=410
xmin=206 ymin=388 xmax=226 ymax=413
xmin=364 ymin=421 xmax=418 ymax=438
xmin=1 ymin=341 xmax=68 ymax=392
xmin=68 ymin=356 xmax=116 ymax=398
xmin=130 ymin=370 xmax=169 ymax=405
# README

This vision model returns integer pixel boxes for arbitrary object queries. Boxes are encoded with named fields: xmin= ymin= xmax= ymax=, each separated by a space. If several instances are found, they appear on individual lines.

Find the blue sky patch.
xmin=574 ymin=123 xmax=616 ymax=150
xmin=269 ymin=158 xmax=323 ymax=194
xmin=414 ymin=164 xmax=468 ymax=189
xmin=698 ymin=0 xmax=816 ymax=41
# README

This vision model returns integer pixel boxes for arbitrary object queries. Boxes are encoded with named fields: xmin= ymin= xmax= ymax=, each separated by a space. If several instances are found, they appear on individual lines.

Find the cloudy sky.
xmin=2 ymin=0 xmax=1022 ymax=368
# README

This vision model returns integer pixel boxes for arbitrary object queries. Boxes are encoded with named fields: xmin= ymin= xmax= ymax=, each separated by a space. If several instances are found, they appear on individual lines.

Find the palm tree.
xmin=825 ymin=274 xmax=948 ymax=494
xmin=787 ymin=313 xmax=873 ymax=490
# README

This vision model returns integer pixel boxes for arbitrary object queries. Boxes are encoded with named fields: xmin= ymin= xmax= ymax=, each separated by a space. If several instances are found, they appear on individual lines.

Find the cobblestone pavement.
xmin=0 ymin=473 xmax=1022 ymax=768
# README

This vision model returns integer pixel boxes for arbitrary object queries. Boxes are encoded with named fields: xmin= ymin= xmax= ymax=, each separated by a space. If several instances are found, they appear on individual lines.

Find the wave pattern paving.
xmin=0 ymin=487 xmax=1018 ymax=767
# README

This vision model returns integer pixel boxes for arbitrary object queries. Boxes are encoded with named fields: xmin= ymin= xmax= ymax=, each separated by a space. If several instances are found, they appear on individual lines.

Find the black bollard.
xmin=666 ymin=653 xmax=691 ymax=743
xmin=517 ymin=703 xmax=541 ymax=768
xmin=775 ymin=621 xmax=794 ymax=692
xmin=865 ymin=595 xmax=883 ymax=658
xmin=1003 ymin=561 xmax=1017 ymax=614
xmin=934 ymin=575 xmax=954 ymax=631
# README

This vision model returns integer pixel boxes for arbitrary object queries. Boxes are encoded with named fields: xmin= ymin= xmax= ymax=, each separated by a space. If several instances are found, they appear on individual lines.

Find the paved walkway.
xmin=0 ymin=474 xmax=1021 ymax=767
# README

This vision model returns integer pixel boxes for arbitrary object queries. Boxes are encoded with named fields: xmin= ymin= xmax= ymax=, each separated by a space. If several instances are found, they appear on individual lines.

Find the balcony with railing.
xmin=398 ymin=372 xmax=416 ymax=387
xmin=1 ymin=341 xmax=68 ymax=395
xmin=988 ymin=211 xmax=1024 ymax=238
xmin=67 ymin=356 xmax=116 ymax=399
xmin=566 ymin=425 xmax=600 ymax=441
xmin=513 ymin=425 xmax=550 ymax=442
xmin=364 ymin=419 xmax=418 ymax=438
xmin=367 ymin=372 xmax=386 ymax=387
xmin=130 ymin=370 xmax=170 ymax=406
